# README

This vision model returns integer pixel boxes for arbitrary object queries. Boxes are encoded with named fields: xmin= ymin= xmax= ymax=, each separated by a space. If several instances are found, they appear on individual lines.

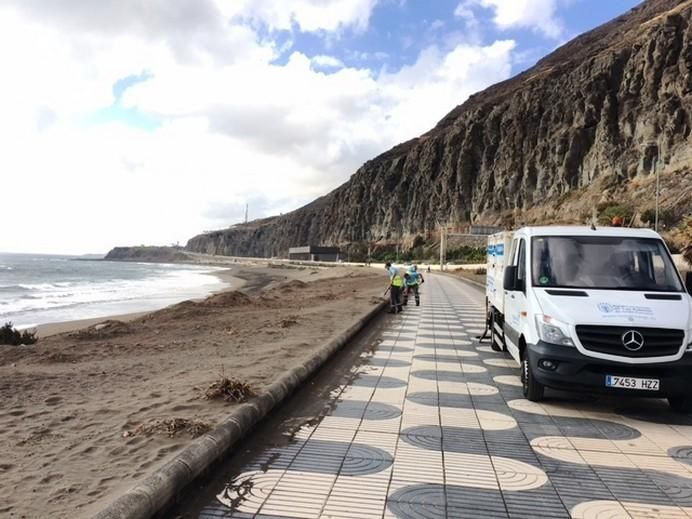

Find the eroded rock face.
xmin=187 ymin=0 xmax=692 ymax=257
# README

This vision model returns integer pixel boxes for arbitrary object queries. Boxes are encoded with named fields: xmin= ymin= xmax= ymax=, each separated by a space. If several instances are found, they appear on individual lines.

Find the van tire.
xmin=521 ymin=352 xmax=544 ymax=402
xmin=490 ymin=312 xmax=502 ymax=352
xmin=668 ymin=396 xmax=692 ymax=413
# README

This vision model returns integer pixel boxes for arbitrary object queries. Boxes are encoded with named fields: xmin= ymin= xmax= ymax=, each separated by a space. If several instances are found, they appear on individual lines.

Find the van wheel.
xmin=490 ymin=312 xmax=502 ymax=352
xmin=668 ymin=395 xmax=692 ymax=413
xmin=521 ymin=352 xmax=544 ymax=402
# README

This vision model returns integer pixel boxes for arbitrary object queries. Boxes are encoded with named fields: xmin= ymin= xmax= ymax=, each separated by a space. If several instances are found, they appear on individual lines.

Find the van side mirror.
xmin=686 ymin=272 xmax=692 ymax=295
xmin=504 ymin=266 xmax=525 ymax=292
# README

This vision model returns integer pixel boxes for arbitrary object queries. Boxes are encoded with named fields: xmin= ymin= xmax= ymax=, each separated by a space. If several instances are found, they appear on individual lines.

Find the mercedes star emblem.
xmin=622 ymin=330 xmax=645 ymax=352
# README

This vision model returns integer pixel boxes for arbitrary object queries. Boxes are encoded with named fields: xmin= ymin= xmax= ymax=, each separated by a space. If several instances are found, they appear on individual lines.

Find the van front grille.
xmin=575 ymin=325 xmax=684 ymax=358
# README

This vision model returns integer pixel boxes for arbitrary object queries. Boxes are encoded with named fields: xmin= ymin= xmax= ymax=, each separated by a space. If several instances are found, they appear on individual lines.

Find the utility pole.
xmin=439 ymin=223 xmax=446 ymax=271
xmin=654 ymin=155 xmax=660 ymax=232
xmin=244 ymin=204 xmax=248 ymax=224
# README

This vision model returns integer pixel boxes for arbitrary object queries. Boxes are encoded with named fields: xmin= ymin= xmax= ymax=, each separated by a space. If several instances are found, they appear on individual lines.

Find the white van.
xmin=486 ymin=226 xmax=692 ymax=411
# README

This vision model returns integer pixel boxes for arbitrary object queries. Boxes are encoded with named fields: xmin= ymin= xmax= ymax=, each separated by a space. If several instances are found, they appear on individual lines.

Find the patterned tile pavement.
xmin=191 ymin=274 xmax=692 ymax=519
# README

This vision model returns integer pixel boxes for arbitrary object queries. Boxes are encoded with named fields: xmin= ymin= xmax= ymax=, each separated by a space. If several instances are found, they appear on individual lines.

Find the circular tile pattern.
xmin=476 ymin=346 xmax=499 ymax=354
xmin=387 ymin=485 xmax=446 ymax=519
xmin=340 ymin=450 xmax=393 ymax=476
xmin=366 ymin=358 xmax=411 ymax=368
xmin=569 ymin=500 xmax=631 ymax=519
xmin=582 ymin=419 xmax=641 ymax=441
xmin=412 ymin=369 xmax=492 ymax=383
xmin=331 ymin=400 xmax=402 ymax=421
xmin=483 ymin=358 xmax=519 ymax=369
xmin=402 ymin=426 xmax=486 ymax=453
xmin=669 ymin=446 xmax=692 ymax=465
xmin=407 ymin=391 xmax=472 ymax=408
xmin=413 ymin=353 xmax=478 ymax=362
xmin=377 ymin=345 xmax=415 ymax=353
xmin=466 ymin=382 xmax=500 ymax=396
xmin=415 ymin=334 xmax=469 ymax=341
xmin=415 ymin=341 xmax=473 ymax=349
xmin=494 ymin=375 xmax=522 ymax=387
xmin=401 ymin=427 xmax=443 ymax=450
xmin=352 ymin=375 xmax=407 ymax=388
xmin=616 ymin=408 xmax=692 ymax=426
xmin=491 ymin=456 xmax=548 ymax=490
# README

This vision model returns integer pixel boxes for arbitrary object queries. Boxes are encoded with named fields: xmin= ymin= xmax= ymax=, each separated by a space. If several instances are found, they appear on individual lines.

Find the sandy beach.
xmin=0 ymin=263 xmax=383 ymax=518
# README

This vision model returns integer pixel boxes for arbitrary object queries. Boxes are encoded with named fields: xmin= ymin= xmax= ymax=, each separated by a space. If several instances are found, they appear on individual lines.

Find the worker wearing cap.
xmin=403 ymin=264 xmax=424 ymax=306
xmin=385 ymin=262 xmax=404 ymax=313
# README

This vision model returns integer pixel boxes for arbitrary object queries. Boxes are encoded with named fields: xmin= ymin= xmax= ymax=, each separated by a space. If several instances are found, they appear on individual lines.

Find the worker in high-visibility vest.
xmin=385 ymin=262 xmax=404 ymax=313
xmin=403 ymin=264 xmax=424 ymax=306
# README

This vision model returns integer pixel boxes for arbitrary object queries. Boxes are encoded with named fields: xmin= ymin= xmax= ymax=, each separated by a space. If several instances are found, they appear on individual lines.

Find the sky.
xmin=1 ymin=0 xmax=642 ymax=255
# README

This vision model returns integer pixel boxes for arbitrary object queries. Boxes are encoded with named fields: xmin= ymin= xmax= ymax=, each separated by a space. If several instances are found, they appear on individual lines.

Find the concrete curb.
xmin=92 ymin=300 xmax=388 ymax=519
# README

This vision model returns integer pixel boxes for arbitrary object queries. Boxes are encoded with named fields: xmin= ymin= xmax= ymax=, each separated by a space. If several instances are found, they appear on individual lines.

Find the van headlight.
xmin=536 ymin=315 xmax=575 ymax=346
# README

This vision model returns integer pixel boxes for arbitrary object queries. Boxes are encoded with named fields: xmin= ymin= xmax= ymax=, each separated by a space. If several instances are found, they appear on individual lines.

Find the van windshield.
xmin=531 ymin=236 xmax=683 ymax=292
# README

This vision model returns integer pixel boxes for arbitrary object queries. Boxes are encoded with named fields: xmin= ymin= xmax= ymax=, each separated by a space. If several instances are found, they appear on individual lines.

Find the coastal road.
xmin=173 ymin=274 xmax=692 ymax=518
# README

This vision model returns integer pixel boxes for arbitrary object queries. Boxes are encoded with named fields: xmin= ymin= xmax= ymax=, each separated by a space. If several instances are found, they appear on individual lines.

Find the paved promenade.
xmin=191 ymin=274 xmax=692 ymax=519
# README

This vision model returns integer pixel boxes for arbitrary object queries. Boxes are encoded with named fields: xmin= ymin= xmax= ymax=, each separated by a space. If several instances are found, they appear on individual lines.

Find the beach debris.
xmin=279 ymin=316 xmax=299 ymax=328
xmin=37 ymin=352 xmax=77 ymax=364
xmin=69 ymin=320 xmax=132 ymax=340
xmin=149 ymin=291 xmax=254 ymax=322
xmin=202 ymin=291 xmax=253 ymax=307
xmin=0 ymin=322 xmax=38 ymax=346
xmin=134 ymin=418 xmax=212 ymax=438
xmin=204 ymin=376 xmax=254 ymax=403
xmin=278 ymin=280 xmax=308 ymax=291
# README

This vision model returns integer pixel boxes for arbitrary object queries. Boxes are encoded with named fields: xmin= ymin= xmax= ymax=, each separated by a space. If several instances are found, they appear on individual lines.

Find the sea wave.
xmin=1 ymin=266 xmax=229 ymax=327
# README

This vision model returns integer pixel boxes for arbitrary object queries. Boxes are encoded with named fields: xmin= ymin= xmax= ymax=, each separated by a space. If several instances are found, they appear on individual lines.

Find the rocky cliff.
xmin=187 ymin=0 xmax=692 ymax=258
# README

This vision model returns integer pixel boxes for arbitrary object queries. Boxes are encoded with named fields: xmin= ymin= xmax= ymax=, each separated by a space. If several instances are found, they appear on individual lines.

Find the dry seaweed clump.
xmin=279 ymin=316 xmax=299 ymax=328
xmin=204 ymin=377 xmax=254 ymax=403
xmin=135 ymin=418 xmax=211 ymax=438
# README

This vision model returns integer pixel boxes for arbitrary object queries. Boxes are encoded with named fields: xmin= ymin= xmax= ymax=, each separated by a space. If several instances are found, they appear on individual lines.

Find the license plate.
xmin=606 ymin=375 xmax=659 ymax=391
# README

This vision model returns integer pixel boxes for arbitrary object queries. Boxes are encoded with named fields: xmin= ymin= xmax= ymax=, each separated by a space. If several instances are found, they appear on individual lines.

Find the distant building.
xmin=288 ymin=246 xmax=340 ymax=262
xmin=469 ymin=225 xmax=504 ymax=236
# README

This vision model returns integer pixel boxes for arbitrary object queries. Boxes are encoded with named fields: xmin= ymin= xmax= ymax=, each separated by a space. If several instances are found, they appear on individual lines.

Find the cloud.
xmin=215 ymin=0 xmax=380 ymax=33
xmin=457 ymin=0 xmax=566 ymax=39
xmin=0 ymin=1 xmax=516 ymax=254
xmin=311 ymin=54 xmax=345 ymax=69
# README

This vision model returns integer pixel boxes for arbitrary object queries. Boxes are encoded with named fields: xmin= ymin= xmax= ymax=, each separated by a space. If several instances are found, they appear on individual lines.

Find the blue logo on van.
xmin=487 ymin=244 xmax=504 ymax=257
xmin=598 ymin=303 xmax=614 ymax=313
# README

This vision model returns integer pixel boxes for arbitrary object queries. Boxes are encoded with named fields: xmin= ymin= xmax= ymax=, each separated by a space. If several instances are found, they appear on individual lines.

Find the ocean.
xmin=0 ymin=253 xmax=229 ymax=329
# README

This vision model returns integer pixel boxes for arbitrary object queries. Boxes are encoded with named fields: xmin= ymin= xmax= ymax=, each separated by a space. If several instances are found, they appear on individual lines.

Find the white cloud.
xmin=454 ymin=2 xmax=479 ymax=28
xmin=0 ymin=1 xmax=516 ymax=254
xmin=458 ymin=0 xmax=565 ymax=39
xmin=214 ymin=0 xmax=379 ymax=33
xmin=311 ymin=54 xmax=345 ymax=69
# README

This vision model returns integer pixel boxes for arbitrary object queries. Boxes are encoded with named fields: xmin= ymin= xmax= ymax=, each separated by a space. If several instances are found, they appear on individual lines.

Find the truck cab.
xmin=486 ymin=226 xmax=692 ymax=411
